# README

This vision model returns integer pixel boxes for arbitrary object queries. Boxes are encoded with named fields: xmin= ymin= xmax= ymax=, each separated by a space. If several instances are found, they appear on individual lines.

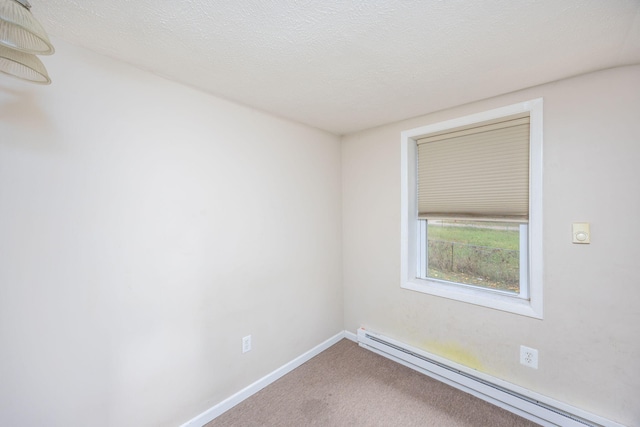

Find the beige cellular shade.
xmin=417 ymin=114 xmax=530 ymax=221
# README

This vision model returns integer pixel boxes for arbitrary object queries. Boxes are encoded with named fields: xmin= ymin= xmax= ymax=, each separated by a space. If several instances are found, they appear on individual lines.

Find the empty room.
xmin=1 ymin=1 xmax=639 ymax=426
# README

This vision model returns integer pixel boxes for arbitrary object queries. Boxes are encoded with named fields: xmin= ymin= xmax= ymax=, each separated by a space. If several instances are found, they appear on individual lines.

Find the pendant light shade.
xmin=0 ymin=44 xmax=50 ymax=83
xmin=0 ymin=0 xmax=53 ymax=84
xmin=0 ymin=0 xmax=54 ymax=54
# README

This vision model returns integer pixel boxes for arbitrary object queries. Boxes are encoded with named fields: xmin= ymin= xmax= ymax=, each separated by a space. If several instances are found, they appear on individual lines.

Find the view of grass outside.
xmin=426 ymin=220 xmax=520 ymax=293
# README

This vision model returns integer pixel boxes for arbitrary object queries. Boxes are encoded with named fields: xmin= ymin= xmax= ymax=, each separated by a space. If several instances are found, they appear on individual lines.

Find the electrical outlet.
xmin=242 ymin=335 xmax=252 ymax=353
xmin=520 ymin=345 xmax=538 ymax=369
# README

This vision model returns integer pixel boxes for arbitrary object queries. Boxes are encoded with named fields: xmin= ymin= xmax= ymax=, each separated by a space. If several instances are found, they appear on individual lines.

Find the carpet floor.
xmin=207 ymin=339 xmax=540 ymax=426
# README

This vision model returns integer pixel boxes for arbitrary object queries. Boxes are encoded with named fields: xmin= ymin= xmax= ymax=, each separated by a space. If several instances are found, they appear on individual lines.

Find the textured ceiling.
xmin=29 ymin=0 xmax=640 ymax=134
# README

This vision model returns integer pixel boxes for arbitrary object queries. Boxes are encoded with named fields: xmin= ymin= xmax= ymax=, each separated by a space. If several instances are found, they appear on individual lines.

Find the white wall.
xmin=0 ymin=39 xmax=343 ymax=427
xmin=342 ymin=65 xmax=640 ymax=426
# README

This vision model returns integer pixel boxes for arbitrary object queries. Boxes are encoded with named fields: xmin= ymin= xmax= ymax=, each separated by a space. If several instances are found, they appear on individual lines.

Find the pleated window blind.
xmin=417 ymin=113 xmax=530 ymax=221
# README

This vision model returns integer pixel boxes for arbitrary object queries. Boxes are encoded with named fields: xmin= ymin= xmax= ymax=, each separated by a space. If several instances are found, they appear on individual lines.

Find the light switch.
xmin=572 ymin=223 xmax=590 ymax=244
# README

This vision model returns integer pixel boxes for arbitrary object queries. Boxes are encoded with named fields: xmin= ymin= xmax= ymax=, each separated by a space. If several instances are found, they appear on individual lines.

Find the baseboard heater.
xmin=357 ymin=328 xmax=622 ymax=427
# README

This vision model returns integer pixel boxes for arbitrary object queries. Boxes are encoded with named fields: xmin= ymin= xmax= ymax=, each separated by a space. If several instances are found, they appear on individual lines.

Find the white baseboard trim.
xmin=344 ymin=330 xmax=357 ymax=342
xmin=180 ymin=331 xmax=346 ymax=427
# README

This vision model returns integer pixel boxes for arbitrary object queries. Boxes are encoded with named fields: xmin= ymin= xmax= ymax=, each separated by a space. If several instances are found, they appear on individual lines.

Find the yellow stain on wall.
xmin=422 ymin=341 xmax=484 ymax=371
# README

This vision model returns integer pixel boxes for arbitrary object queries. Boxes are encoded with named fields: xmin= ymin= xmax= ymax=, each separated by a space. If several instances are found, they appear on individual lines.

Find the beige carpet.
xmin=207 ymin=339 xmax=540 ymax=426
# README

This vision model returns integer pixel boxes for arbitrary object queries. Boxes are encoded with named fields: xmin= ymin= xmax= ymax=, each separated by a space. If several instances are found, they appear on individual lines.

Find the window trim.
xmin=400 ymin=99 xmax=543 ymax=319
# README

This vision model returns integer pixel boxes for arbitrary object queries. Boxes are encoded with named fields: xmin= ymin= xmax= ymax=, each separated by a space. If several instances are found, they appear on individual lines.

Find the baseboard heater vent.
xmin=357 ymin=328 xmax=622 ymax=427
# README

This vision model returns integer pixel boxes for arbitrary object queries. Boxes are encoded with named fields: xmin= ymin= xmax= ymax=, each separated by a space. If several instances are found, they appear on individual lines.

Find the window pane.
xmin=426 ymin=220 xmax=520 ymax=293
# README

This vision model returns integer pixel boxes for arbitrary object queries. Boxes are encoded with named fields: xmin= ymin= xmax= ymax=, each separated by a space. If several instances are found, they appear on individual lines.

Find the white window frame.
xmin=400 ymin=99 xmax=543 ymax=319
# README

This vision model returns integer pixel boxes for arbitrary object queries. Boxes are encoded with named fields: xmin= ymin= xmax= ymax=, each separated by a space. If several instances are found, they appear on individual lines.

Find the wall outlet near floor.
xmin=520 ymin=345 xmax=538 ymax=369
xmin=242 ymin=335 xmax=252 ymax=353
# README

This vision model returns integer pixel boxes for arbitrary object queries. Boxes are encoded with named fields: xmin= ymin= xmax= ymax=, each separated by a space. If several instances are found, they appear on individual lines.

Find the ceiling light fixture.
xmin=0 ymin=0 xmax=54 ymax=84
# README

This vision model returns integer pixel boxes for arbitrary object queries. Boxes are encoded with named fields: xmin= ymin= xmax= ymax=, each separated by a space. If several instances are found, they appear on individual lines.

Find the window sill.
xmin=401 ymin=277 xmax=543 ymax=319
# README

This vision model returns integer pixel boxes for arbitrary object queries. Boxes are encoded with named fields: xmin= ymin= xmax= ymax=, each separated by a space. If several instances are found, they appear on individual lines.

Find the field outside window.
xmin=421 ymin=219 xmax=523 ymax=293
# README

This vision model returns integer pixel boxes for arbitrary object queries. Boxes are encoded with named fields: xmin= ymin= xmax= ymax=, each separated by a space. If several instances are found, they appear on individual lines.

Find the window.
xmin=401 ymin=99 xmax=543 ymax=318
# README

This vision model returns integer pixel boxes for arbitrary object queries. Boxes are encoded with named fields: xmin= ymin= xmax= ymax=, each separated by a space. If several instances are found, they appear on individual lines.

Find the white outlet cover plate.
xmin=242 ymin=335 xmax=252 ymax=353
xmin=520 ymin=345 xmax=539 ymax=369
